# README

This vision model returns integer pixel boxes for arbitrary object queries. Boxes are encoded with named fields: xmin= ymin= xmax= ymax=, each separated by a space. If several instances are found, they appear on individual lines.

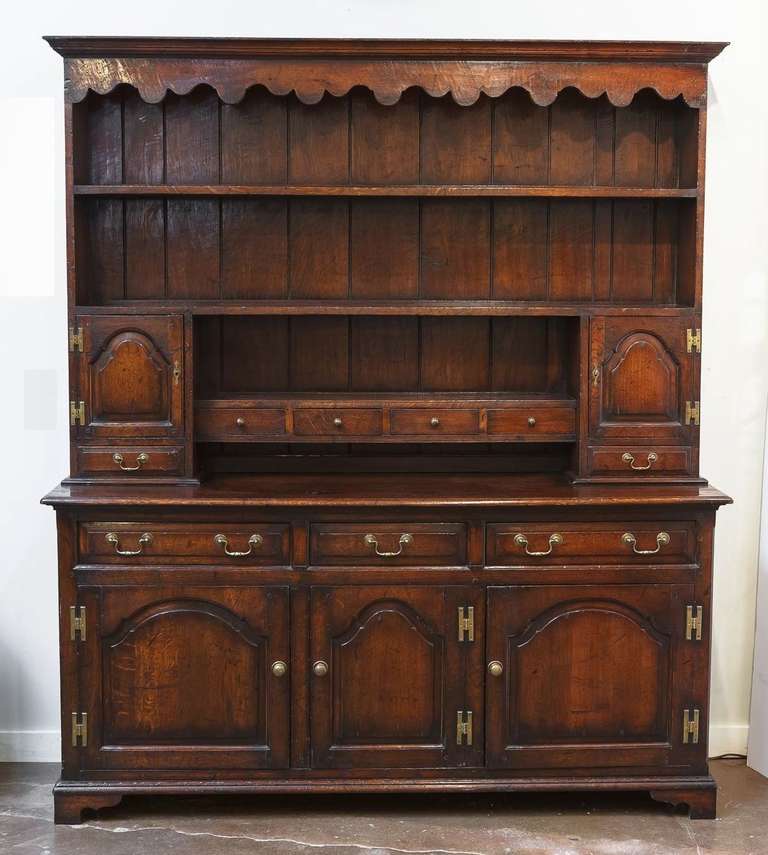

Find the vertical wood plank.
xmin=614 ymin=92 xmax=657 ymax=187
xmin=165 ymin=89 xmax=219 ymax=184
xmin=593 ymin=200 xmax=613 ymax=301
xmin=653 ymin=201 xmax=679 ymax=304
xmin=420 ymin=97 xmax=492 ymax=183
xmin=83 ymin=199 xmax=124 ymax=302
xmin=492 ymin=200 xmax=548 ymax=299
xmin=420 ymin=318 xmax=490 ymax=391
xmin=420 ymin=200 xmax=491 ymax=299
xmin=221 ymin=89 xmax=287 ymax=183
xmin=221 ymin=199 xmax=288 ymax=298
xmin=288 ymin=95 xmax=349 ymax=184
xmin=84 ymin=93 xmax=122 ymax=184
xmin=549 ymin=201 xmax=594 ymax=300
xmin=656 ymin=100 xmax=681 ymax=188
xmin=349 ymin=200 xmax=418 ymax=298
xmin=549 ymin=91 xmax=595 ymax=185
xmin=123 ymin=92 xmax=163 ymax=184
xmin=594 ymin=98 xmax=615 ymax=185
xmin=492 ymin=90 xmax=549 ymax=184
xmin=350 ymin=317 xmax=419 ymax=391
xmin=166 ymin=200 xmax=220 ymax=298
xmin=350 ymin=90 xmax=419 ymax=183
xmin=219 ymin=317 xmax=290 ymax=395
xmin=290 ymin=317 xmax=349 ymax=391
xmin=492 ymin=317 xmax=550 ymax=392
xmin=125 ymin=199 xmax=165 ymax=298
xmin=611 ymin=200 xmax=654 ymax=301
xmin=194 ymin=317 xmax=221 ymax=398
xmin=289 ymin=200 xmax=349 ymax=298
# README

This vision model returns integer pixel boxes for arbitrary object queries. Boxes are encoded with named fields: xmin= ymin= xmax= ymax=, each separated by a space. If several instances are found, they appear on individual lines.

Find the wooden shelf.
xmin=73 ymin=184 xmax=698 ymax=199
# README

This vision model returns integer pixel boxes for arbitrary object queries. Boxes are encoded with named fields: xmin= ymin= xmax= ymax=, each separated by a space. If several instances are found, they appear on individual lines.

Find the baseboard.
xmin=0 ymin=730 xmax=60 ymax=762
xmin=708 ymin=723 xmax=750 ymax=757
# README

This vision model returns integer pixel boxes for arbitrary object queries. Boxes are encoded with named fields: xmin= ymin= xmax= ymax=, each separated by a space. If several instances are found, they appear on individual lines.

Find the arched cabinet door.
xmin=309 ymin=586 xmax=483 ymax=769
xmin=486 ymin=584 xmax=697 ymax=770
xmin=589 ymin=317 xmax=696 ymax=442
xmin=73 ymin=314 xmax=183 ymax=438
xmin=76 ymin=581 xmax=290 ymax=770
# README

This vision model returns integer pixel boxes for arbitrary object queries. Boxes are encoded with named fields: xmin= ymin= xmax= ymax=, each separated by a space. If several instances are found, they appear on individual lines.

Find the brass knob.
xmin=236 ymin=417 xmax=246 ymax=427
xmin=488 ymin=660 xmax=504 ymax=677
xmin=430 ymin=417 xmax=440 ymax=427
xmin=527 ymin=417 xmax=536 ymax=427
xmin=271 ymin=660 xmax=287 ymax=678
xmin=333 ymin=417 xmax=343 ymax=428
xmin=312 ymin=660 xmax=329 ymax=677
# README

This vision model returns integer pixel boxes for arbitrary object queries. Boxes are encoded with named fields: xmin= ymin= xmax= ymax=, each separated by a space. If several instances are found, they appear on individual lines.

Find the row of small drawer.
xmin=195 ymin=404 xmax=576 ymax=440
xmin=80 ymin=521 xmax=697 ymax=565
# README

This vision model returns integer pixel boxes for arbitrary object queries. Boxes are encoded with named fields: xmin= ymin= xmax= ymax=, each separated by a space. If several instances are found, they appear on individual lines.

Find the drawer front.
xmin=488 ymin=521 xmax=696 ymax=565
xmin=588 ymin=446 xmax=693 ymax=476
xmin=293 ymin=408 xmax=382 ymax=436
xmin=487 ymin=407 xmax=576 ymax=438
xmin=390 ymin=409 xmax=480 ymax=436
xmin=80 ymin=523 xmax=290 ymax=564
xmin=310 ymin=523 xmax=467 ymax=566
xmin=76 ymin=446 xmax=183 ymax=476
xmin=196 ymin=408 xmax=286 ymax=439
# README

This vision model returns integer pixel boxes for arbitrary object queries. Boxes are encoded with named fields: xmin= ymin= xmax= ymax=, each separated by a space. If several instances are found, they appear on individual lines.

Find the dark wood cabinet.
xmin=44 ymin=37 xmax=729 ymax=823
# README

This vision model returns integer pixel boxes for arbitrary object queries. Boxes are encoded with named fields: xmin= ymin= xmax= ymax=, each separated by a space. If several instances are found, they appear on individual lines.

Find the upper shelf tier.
xmin=46 ymin=37 xmax=727 ymax=106
xmin=74 ymin=184 xmax=698 ymax=199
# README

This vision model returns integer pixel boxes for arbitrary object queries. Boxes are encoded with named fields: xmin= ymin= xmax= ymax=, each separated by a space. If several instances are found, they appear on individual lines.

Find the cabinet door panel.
xmin=486 ymin=584 xmax=692 ymax=770
xmin=78 ymin=582 xmax=289 ymax=770
xmin=590 ymin=317 xmax=694 ymax=442
xmin=310 ymin=585 xmax=483 ymax=769
xmin=75 ymin=315 xmax=183 ymax=438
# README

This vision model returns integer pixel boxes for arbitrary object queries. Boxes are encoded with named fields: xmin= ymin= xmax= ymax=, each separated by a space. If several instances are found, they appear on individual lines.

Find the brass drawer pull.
xmin=105 ymin=532 xmax=153 ymax=556
xmin=513 ymin=532 xmax=563 ymax=557
xmin=271 ymin=661 xmax=288 ymax=678
xmin=622 ymin=531 xmax=671 ymax=555
xmin=112 ymin=452 xmax=149 ymax=471
xmin=364 ymin=532 xmax=413 ymax=557
xmin=214 ymin=533 xmax=264 ymax=557
xmin=312 ymin=660 xmax=329 ymax=677
xmin=622 ymin=451 xmax=657 ymax=471
xmin=333 ymin=417 xmax=343 ymax=427
xmin=488 ymin=660 xmax=504 ymax=677
xmin=430 ymin=416 xmax=440 ymax=427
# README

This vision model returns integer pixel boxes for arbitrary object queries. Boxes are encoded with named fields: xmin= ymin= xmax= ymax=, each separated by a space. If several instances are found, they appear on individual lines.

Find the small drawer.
xmin=196 ymin=407 xmax=286 ymax=440
xmin=80 ymin=522 xmax=290 ymax=564
xmin=390 ymin=409 xmax=480 ymax=436
xmin=588 ymin=446 xmax=692 ymax=476
xmin=488 ymin=521 xmax=696 ymax=565
xmin=293 ymin=408 xmax=382 ymax=437
xmin=76 ymin=446 xmax=183 ymax=476
xmin=310 ymin=523 xmax=467 ymax=566
xmin=487 ymin=407 xmax=576 ymax=437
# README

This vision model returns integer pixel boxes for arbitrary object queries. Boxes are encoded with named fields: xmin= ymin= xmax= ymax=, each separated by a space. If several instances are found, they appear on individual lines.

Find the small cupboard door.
xmin=310 ymin=586 xmax=484 ymax=769
xmin=77 ymin=582 xmax=290 ymax=770
xmin=74 ymin=314 xmax=184 ymax=438
xmin=590 ymin=317 xmax=695 ymax=442
xmin=486 ymin=584 xmax=693 ymax=770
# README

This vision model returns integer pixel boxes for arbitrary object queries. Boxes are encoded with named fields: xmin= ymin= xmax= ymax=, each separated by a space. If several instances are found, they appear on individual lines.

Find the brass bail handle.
xmin=514 ymin=532 xmax=563 ymax=557
xmin=105 ymin=532 xmax=153 ymax=556
xmin=622 ymin=451 xmax=657 ymax=471
xmin=112 ymin=452 xmax=149 ymax=471
xmin=622 ymin=531 xmax=671 ymax=555
xmin=364 ymin=533 xmax=413 ymax=557
xmin=214 ymin=533 xmax=264 ymax=557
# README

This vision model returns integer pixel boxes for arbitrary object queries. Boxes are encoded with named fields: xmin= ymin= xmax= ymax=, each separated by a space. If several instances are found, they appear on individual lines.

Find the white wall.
xmin=1 ymin=0 xmax=766 ymax=761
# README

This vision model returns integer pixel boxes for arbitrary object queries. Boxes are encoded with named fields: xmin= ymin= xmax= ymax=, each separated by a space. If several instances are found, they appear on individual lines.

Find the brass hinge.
xmin=68 ymin=326 xmax=84 ymax=353
xmin=682 ymin=708 xmax=700 ymax=744
xmin=71 ymin=712 xmax=88 ymax=747
xmin=456 ymin=710 xmax=473 ymax=746
xmin=685 ymin=605 xmax=703 ymax=641
xmin=69 ymin=401 xmax=86 ymax=426
xmin=685 ymin=401 xmax=700 ymax=426
xmin=686 ymin=328 xmax=702 ymax=354
xmin=69 ymin=605 xmax=86 ymax=642
xmin=457 ymin=606 xmax=474 ymax=642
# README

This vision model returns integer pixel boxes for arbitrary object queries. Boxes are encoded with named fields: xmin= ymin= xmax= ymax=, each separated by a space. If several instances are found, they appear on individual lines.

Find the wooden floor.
xmin=1 ymin=759 xmax=765 ymax=854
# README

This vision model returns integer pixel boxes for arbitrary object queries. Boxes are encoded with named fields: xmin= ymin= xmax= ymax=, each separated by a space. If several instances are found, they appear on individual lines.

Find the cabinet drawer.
xmin=76 ymin=446 xmax=183 ymax=476
xmin=390 ymin=409 xmax=480 ymax=436
xmin=487 ymin=407 xmax=576 ymax=438
xmin=488 ymin=521 xmax=696 ymax=565
xmin=293 ymin=409 xmax=382 ymax=436
xmin=196 ymin=407 xmax=286 ymax=440
xmin=80 ymin=522 xmax=290 ymax=564
xmin=588 ymin=446 xmax=693 ymax=476
xmin=310 ymin=523 xmax=467 ymax=565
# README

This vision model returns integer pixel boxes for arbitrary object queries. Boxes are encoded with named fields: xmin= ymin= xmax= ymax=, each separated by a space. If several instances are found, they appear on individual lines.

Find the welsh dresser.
xmin=43 ymin=37 xmax=731 ymax=823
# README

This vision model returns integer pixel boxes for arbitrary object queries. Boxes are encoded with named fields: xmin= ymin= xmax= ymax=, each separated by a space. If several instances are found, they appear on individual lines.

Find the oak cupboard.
xmin=42 ymin=37 xmax=729 ymax=823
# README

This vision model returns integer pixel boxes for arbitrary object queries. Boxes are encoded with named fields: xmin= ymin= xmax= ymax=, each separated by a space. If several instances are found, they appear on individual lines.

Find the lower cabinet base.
xmin=53 ymin=774 xmax=717 ymax=824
